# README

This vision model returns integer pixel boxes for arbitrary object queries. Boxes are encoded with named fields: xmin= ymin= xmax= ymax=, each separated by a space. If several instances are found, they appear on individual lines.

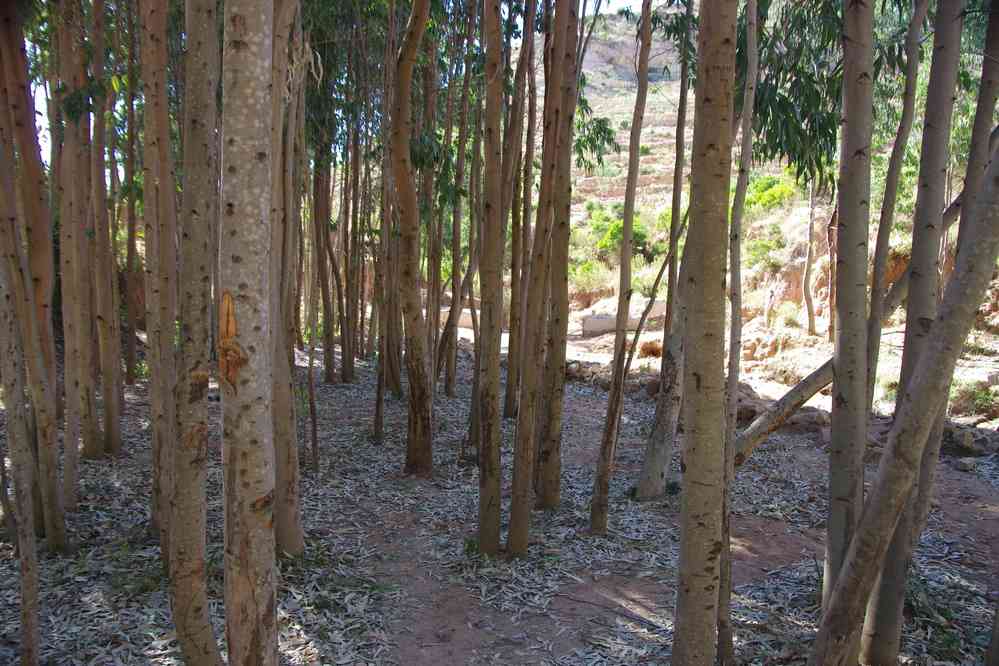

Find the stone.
xmin=953 ymin=457 xmax=976 ymax=472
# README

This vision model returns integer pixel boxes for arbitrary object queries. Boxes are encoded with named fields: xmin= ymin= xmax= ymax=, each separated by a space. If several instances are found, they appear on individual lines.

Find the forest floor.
xmin=1 ymin=328 xmax=997 ymax=664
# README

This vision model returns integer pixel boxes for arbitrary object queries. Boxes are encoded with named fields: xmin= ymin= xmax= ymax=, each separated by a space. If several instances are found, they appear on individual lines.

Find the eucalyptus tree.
xmin=591 ymin=0 xmax=652 ymax=534
xmin=672 ymin=0 xmax=736 ymax=661
xmin=219 ymin=0 xmax=278 ymax=660
xmin=172 ymin=0 xmax=224 ymax=661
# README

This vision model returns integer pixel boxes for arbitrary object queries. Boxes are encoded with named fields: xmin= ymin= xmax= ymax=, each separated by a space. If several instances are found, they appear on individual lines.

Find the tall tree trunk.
xmin=172 ymin=0 xmax=224 ymax=661
xmin=536 ymin=0 xmax=580 ymax=513
xmin=860 ymin=4 xmax=964 ymax=662
xmin=0 ymin=270 xmax=40 ymax=666
xmin=392 ymin=0 xmax=434 ymax=477
xmin=865 ymin=0 xmax=932 ymax=411
xmin=0 ymin=4 xmax=66 ymax=552
xmin=313 ymin=154 xmax=337 ymax=383
xmin=269 ymin=0 xmax=305 ymax=557
xmin=141 ymin=0 xmax=180 ymax=565
xmin=124 ymin=2 xmax=139 ymax=386
xmin=591 ymin=0 xmax=651 ymax=534
xmin=822 ymin=6 xmax=873 ymax=663
xmin=90 ymin=0 xmax=123 ymax=457
xmin=719 ymin=1 xmax=759 ymax=659
xmin=635 ymin=0 xmax=692 ymax=500
xmin=477 ymin=0 xmax=505 ymax=557
xmin=220 ymin=0 xmax=278 ymax=661
xmin=671 ymin=0 xmax=736 ymax=662
xmin=809 ymin=122 xmax=999 ymax=666
xmin=507 ymin=0 xmax=571 ymax=557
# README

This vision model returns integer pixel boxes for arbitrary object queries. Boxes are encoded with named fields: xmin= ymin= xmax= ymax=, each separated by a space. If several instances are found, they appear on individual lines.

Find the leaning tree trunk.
xmin=591 ymin=0 xmax=651 ymax=534
xmin=822 ymin=7 xmax=873 ymax=660
xmin=220 ymin=0 xmax=278 ymax=662
xmin=671 ymin=2 xmax=736 ymax=663
xmin=172 ymin=0 xmax=225 ymax=662
xmin=865 ymin=0 xmax=932 ymax=412
xmin=719 ymin=1 xmax=759 ymax=660
xmin=861 ymin=4 xmax=964 ymax=662
xmin=635 ymin=0 xmax=692 ymax=501
xmin=809 ymin=118 xmax=999 ymax=666
xmin=392 ymin=0 xmax=434 ymax=477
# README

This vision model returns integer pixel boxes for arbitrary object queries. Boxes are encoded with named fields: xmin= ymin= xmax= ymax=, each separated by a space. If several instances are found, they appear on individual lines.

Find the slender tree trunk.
xmin=124 ymin=3 xmax=138 ymax=385
xmin=591 ymin=0 xmax=651 ymax=534
xmin=636 ymin=0 xmax=692 ymax=500
xmin=827 ymin=205 xmax=837 ymax=343
xmin=535 ymin=0 xmax=579 ymax=512
xmin=172 ymin=0 xmax=224 ymax=661
xmin=719 ymin=2 xmax=759 ymax=659
xmin=142 ymin=0 xmax=180 ymax=566
xmin=0 ymin=272 xmax=40 ymax=666
xmin=865 ymin=0 xmax=932 ymax=411
xmin=822 ymin=7 xmax=873 ymax=663
xmin=804 ymin=183 xmax=817 ymax=336
xmin=392 ymin=0 xmax=434 ymax=477
xmin=860 ymin=5 xmax=964 ymax=662
xmin=507 ymin=0 xmax=571 ymax=557
xmin=671 ymin=1 xmax=736 ymax=662
xmin=809 ymin=125 xmax=999 ymax=666
xmin=90 ymin=0 xmax=123 ymax=457
xmin=220 ymin=0 xmax=278 ymax=661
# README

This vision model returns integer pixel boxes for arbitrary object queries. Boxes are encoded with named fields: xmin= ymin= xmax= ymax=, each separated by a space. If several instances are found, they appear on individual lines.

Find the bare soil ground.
xmin=2 ymin=334 xmax=995 ymax=664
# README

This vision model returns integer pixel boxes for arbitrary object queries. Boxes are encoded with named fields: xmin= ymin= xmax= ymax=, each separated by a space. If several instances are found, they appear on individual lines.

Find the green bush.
xmin=745 ymin=173 xmax=797 ymax=212
xmin=619 ymin=119 xmax=631 ymax=130
xmin=570 ymin=259 xmax=614 ymax=293
xmin=746 ymin=222 xmax=786 ymax=274
xmin=639 ymin=144 xmax=652 ymax=156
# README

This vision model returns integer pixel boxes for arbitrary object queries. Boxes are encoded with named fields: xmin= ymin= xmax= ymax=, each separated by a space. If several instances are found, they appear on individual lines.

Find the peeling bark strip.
xmin=219 ymin=290 xmax=249 ymax=394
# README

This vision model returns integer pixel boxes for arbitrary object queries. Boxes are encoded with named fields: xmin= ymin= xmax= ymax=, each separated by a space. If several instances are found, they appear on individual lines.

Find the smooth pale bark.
xmin=865 ymin=0 xmax=932 ymax=413
xmin=861 ymin=5 xmax=964 ymax=662
xmin=804 ymin=184 xmax=817 ymax=336
xmin=536 ymin=0 xmax=581 ymax=512
xmin=591 ymin=0 xmax=652 ymax=534
xmin=172 ymin=0 xmax=224 ymax=662
xmin=719 ymin=1 xmax=760 ymax=659
xmin=392 ymin=0 xmax=434 ymax=477
xmin=672 ymin=2 xmax=736 ymax=663
xmin=824 ymin=6 xmax=873 ymax=651
xmin=0 ymin=272 xmax=40 ymax=666
xmin=636 ymin=0 xmax=692 ymax=500
xmin=507 ymin=0 xmax=571 ymax=557
xmin=220 ymin=1 xmax=278 ymax=662
xmin=90 ymin=0 xmax=123 ymax=457
xmin=478 ymin=0 xmax=504 ymax=556
xmin=809 ymin=129 xmax=999 ymax=666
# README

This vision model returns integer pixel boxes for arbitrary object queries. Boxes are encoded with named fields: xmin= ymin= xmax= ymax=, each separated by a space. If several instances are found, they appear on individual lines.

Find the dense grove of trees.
xmin=0 ymin=0 xmax=998 ymax=663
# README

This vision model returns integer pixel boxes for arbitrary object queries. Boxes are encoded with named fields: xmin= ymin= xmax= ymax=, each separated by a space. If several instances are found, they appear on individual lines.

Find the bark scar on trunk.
xmin=218 ymin=290 xmax=248 ymax=394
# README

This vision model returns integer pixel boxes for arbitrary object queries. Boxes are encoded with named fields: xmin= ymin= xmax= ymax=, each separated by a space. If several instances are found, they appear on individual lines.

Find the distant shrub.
xmin=639 ymin=144 xmax=652 ymax=156
xmin=745 ymin=173 xmax=797 ymax=212
xmin=746 ymin=222 xmax=787 ymax=274
xmin=949 ymin=381 xmax=999 ymax=419
xmin=619 ymin=119 xmax=631 ymax=130
xmin=570 ymin=259 xmax=614 ymax=294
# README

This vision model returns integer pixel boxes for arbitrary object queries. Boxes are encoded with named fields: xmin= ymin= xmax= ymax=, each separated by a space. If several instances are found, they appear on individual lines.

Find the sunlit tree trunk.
xmin=591 ymin=0 xmax=651 ymax=533
xmin=172 ymin=0 xmax=225 ymax=661
xmin=672 ymin=1 xmax=736 ymax=662
xmin=220 ymin=0 xmax=278 ymax=661
xmin=822 ymin=4 xmax=873 ymax=663
xmin=803 ymin=184 xmax=817 ymax=336
xmin=124 ymin=2 xmax=139 ymax=386
xmin=861 ymin=4 xmax=964 ymax=662
xmin=392 ymin=0 xmax=434 ymax=477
